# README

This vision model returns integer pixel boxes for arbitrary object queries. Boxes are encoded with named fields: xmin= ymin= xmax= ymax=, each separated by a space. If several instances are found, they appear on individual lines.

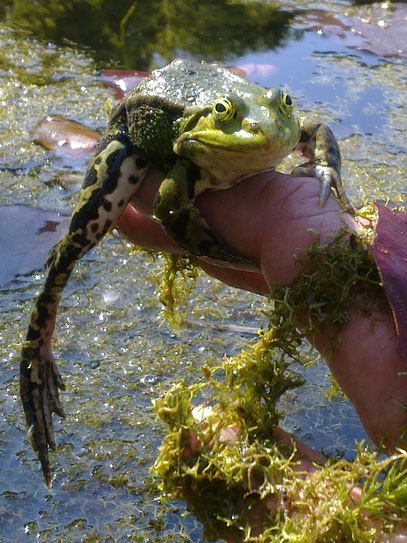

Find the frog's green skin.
xmin=20 ymin=58 xmax=351 ymax=487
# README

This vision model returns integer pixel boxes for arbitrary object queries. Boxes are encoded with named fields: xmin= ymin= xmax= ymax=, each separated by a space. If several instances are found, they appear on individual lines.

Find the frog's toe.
xmin=28 ymin=423 xmax=53 ymax=487
xmin=21 ymin=345 xmax=66 ymax=487
xmin=30 ymin=378 xmax=56 ymax=486
xmin=292 ymin=163 xmax=333 ymax=206
xmin=318 ymin=175 xmax=335 ymax=208
xmin=315 ymin=165 xmax=354 ymax=213
xmin=292 ymin=163 xmax=353 ymax=213
xmin=291 ymin=162 xmax=314 ymax=179
xmin=198 ymin=242 xmax=255 ymax=269
xmin=47 ymin=358 xmax=66 ymax=417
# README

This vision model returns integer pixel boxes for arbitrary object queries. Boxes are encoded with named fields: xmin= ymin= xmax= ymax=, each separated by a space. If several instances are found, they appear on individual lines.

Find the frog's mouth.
xmin=176 ymin=136 xmax=290 ymax=181
xmin=175 ymin=130 xmax=272 ymax=153
xmin=175 ymin=134 xmax=292 ymax=168
xmin=175 ymin=123 xmax=300 ymax=158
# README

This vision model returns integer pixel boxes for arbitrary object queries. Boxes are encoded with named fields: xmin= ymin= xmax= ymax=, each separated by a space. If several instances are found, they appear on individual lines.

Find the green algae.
xmin=152 ymin=225 xmax=407 ymax=541
xmin=141 ymin=251 xmax=200 ymax=326
xmin=155 ymin=373 xmax=407 ymax=542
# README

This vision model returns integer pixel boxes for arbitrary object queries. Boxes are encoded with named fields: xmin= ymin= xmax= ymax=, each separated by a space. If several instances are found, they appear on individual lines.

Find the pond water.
xmin=0 ymin=1 xmax=406 ymax=541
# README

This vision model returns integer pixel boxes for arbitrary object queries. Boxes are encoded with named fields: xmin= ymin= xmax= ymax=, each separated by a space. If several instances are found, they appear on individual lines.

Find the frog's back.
xmin=134 ymin=58 xmax=265 ymax=108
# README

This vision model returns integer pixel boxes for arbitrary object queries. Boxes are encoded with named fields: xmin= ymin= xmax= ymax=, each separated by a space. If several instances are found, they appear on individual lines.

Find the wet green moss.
xmin=153 ymin=227 xmax=407 ymax=541
xmin=154 ymin=253 xmax=200 ymax=326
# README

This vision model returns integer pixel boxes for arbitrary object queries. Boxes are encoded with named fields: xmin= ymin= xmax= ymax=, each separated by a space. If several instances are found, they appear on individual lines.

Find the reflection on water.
xmin=0 ymin=0 xmax=406 ymax=541
xmin=1 ymin=0 xmax=293 ymax=70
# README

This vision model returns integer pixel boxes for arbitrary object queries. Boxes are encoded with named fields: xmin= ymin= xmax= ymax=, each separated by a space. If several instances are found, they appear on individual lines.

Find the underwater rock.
xmin=32 ymin=115 xmax=99 ymax=160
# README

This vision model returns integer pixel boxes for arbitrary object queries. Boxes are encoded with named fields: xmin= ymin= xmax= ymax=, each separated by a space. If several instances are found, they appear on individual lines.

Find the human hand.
xmin=118 ymin=170 xmax=354 ymax=289
xmin=117 ymin=170 xmax=407 ymax=450
xmin=178 ymin=411 xmax=407 ymax=543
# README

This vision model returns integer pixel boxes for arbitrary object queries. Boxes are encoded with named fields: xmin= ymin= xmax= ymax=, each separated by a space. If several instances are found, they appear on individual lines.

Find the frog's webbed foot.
xmin=153 ymin=159 xmax=254 ymax=268
xmin=295 ymin=118 xmax=354 ymax=214
xmin=292 ymin=162 xmax=353 ymax=213
xmin=20 ymin=341 xmax=66 ymax=487
xmin=160 ymin=204 xmax=253 ymax=267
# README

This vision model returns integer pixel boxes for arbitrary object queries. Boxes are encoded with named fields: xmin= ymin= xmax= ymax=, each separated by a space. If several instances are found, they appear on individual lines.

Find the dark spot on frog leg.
xmin=26 ymin=300 xmax=53 ymax=340
xmin=118 ymin=199 xmax=125 ymax=207
xmin=128 ymin=175 xmax=139 ymax=184
xmin=325 ymin=146 xmax=340 ymax=164
xmin=136 ymin=157 xmax=147 ymax=169
xmin=83 ymin=166 xmax=97 ymax=188
xmin=326 ymin=146 xmax=338 ymax=156
xmin=71 ymin=231 xmax=91 ymax=247
xmin=91 ymin=223 xmax=99 ymax=233
xmin=103 ymin=199 xmax=112 ymax=212
xmin=299 ymin=129 xmax=311 ymax=143
xmin=106 ymin=149 xmax=122 ymax=168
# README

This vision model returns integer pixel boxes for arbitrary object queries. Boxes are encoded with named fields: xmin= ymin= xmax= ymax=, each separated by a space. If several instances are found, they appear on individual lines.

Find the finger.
xmin=117 ymin=204 xmax=183 ymax=253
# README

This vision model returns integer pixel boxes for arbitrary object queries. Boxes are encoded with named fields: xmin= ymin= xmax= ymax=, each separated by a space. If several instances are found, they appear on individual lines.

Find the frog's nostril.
xmin=243 ymin=118 xmax=260 ymax=131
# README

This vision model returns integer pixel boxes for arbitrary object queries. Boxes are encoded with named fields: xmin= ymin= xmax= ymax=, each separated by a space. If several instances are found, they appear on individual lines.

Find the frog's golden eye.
xmin=280 ymin=92 xmax=293 ymax=114
xmin=212 ymin=97 xmax=235 ymax=122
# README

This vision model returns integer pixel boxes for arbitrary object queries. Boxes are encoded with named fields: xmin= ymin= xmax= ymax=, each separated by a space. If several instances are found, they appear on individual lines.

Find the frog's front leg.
xmin=20 ymin=130 xmax=149 ymax=486
xmin=293 ymin=118 xmax=353 ymax=212
xmin=153 ymin=158 xmax=251 ymax=266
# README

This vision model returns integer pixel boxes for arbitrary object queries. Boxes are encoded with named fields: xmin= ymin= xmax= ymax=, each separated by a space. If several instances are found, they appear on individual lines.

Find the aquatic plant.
xmin=153 ymin=222 xmax=407 ymax=541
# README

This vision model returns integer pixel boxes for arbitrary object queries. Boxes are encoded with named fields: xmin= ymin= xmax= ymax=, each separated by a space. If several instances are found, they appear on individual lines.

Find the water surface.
xmin=0 ymin=1 xmax=406 ymax=541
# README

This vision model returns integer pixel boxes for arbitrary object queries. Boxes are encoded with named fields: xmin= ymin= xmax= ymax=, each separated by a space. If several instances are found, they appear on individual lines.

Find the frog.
xmin=20 ymin=58 xmax=352 ymax=487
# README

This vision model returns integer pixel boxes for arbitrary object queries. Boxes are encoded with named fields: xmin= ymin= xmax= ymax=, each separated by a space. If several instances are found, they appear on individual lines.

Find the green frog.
xmin=20 ymin=58 xmax=352 ymax=486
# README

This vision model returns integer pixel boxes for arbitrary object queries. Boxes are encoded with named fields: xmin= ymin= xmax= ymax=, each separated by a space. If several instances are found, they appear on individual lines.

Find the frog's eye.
xmin=212 ymin=97 xmax=235 ymax=122
xmin=280 ymin=92 xmax=293 ymax=114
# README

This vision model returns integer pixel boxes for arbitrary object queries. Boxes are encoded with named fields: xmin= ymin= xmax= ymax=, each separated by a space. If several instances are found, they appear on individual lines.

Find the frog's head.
xmin=174 ymin=88 xmax=301 ymax=181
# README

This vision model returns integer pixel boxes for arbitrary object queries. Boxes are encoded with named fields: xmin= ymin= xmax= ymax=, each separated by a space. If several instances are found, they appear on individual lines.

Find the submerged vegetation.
xmin=153 ymin=224 xmax=407 ymax=541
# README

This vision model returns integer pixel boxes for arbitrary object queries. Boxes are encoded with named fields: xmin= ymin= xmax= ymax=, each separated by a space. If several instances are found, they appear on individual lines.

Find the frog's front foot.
xmin=20 ymin=342 xmax=66 ymax=487
xmin=292 ymin=163 xmax=353 ymax=213
xmin=158 ymin=206 xmax=254 ymax=268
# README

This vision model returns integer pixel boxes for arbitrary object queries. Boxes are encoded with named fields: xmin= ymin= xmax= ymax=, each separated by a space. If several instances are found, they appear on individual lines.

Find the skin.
xmin=118 ymin=169 xmax=407 ymax=450
xmin=118 ymin=169 xmax=407 ymax=540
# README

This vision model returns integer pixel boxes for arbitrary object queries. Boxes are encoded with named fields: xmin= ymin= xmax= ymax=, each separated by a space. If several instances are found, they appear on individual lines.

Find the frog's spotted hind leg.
xmin=20 ymin=130 xmax=149 ymax=487
xmin=153 ymin=158 xmax=252 ymax=266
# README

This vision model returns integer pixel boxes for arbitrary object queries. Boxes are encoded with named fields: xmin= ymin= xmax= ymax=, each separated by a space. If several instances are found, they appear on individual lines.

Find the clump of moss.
xmin=269 ymin=226 xmax=383 ymax=347
xmin=152 ymin=226 xmax=407 ymax=541
xmin=156 ymin=253 xmax=199 ymax=325
xmin=153 ymin=348 xmax=407 ymax=542
xmin=130 ymin=245 xmax=200 ymax=325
